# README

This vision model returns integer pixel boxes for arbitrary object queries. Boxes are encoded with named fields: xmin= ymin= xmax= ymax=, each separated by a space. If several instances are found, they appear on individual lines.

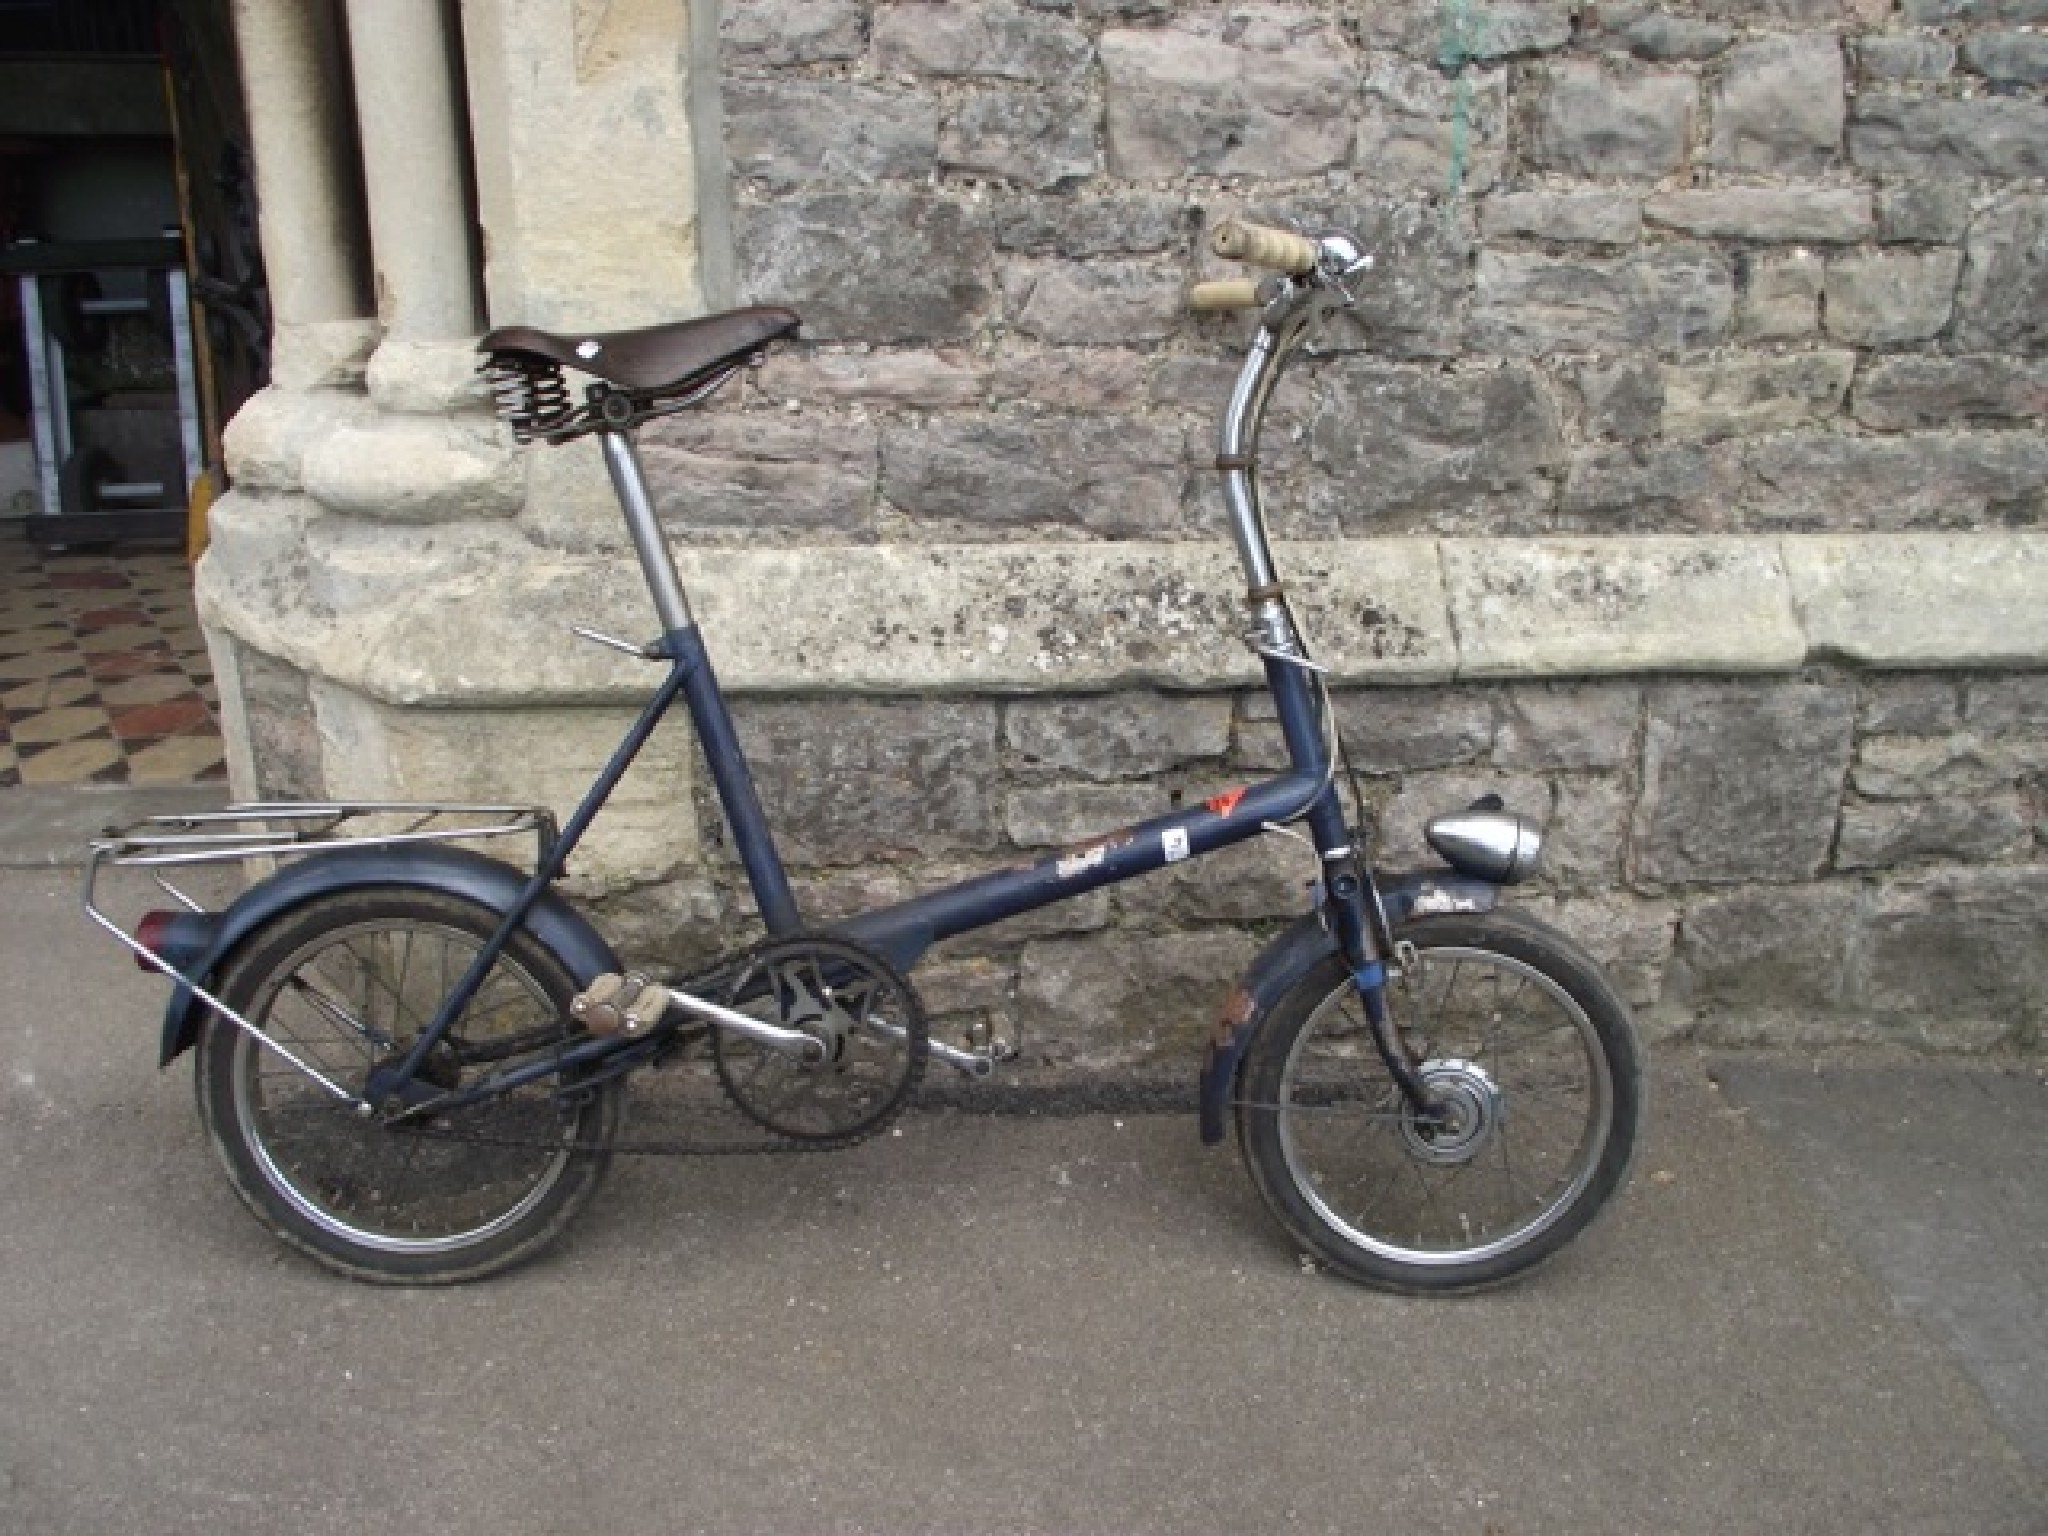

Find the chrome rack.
xmin=85 ymin=798 xmax=558 ymax=926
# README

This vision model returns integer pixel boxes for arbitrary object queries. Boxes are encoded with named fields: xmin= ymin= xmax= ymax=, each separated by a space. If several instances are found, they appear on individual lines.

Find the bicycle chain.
xmin=405 ymin=935 xmax=925 ymax=1160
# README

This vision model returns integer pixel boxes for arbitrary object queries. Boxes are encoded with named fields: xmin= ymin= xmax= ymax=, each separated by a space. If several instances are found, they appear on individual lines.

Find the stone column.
xmin=229 ymin=0 xmax=373 ymax=386
xmin=343 ymin=0 xmax=480 ymax=343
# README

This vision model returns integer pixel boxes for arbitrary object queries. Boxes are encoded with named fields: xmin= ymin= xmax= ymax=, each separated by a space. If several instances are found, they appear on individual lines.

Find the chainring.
xmin=711 ymin=933 xmax=929 ymax=1145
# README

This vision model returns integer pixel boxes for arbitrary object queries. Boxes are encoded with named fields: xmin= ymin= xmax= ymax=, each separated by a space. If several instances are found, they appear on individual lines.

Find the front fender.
xmin=158 ymin=844 xmax=622 ymax=1067
xmin=1196 ymin=871 xmax=1501 ymax=1145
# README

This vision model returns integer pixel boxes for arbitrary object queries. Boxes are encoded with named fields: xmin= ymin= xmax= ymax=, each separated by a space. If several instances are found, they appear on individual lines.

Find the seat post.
xmin=600 ymin=429 xmax=695 ymax=634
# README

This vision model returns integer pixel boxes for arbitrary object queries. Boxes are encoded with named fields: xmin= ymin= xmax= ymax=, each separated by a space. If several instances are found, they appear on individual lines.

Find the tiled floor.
xmin=0 ymin=531 xmax=225 ymax=788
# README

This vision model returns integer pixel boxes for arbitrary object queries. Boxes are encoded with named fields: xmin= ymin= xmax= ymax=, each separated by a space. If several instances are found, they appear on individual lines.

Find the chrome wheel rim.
xmin=1276 ymin=946 xmax=1613 ymax=1270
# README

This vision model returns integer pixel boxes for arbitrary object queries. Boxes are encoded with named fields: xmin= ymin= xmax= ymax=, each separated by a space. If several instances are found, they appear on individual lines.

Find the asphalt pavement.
xmin=2 ymin=787 xmax=2043 ymax=1534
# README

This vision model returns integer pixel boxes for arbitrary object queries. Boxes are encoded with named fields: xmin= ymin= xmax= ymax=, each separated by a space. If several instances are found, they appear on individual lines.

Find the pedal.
xmin=570 ymin=972 xmax=670 ymax=1037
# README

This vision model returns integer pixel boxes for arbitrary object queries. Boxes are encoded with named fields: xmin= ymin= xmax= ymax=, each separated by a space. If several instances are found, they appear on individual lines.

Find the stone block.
xmin=1823 ymin=249 xmax=1963 ymax=347
xmin=1786 ymin=534 xmax=2048 ymax=668
xmin=1519 ymin=60 xmax=1695 ymax=179
xmin=1620 ymin=14 xmax=1732 ymax=62
xmin=1508 ymin=895 xmax=1677 ymax=1015
xmin=1016 ymin=929 xmax=1259 ymax=1067
xmin=1005 ymin=782 xmax=1173 ymax=849
xmin=1633 ymin=682 xmax=1855 ymax=885
xmin=1309 ymin=362 xmax=1565 ymax=528
xmin=1001 ymin=259 xmax=1183 ymax=347
xmin=1860 ymin=677 xmax=1960 ymax=736
xmin=1852 ymin=357 xmax=2048 ymax=432
xmin=1837 ymin=797 xmax=2032 ymax=870
xmin=940 ymin=88 xmax=1098 ymax=190
xmin=236 ymin=644 xmax=324 ymax=799
xmin=989 ymin=350 xmax=1147 ymax=413
xmin=736 ymin=190 xmax=992 ymax=343
xmin=719 ymin=0 xmax=863 ymax=69
xmin=993 ymin=195 xmax=1188 ymax=258
xmin=1446 ymin=538 xmax=1805 ymax=677
xmin=1100 ymin=11 xmax=1356 ymax=180
xmin=1481 ymin=191 xmax=1641 ymax=247
xmin=365 ymin=339 xmax=488 ymax=416
xmin=1856 ymin=36 xmax=1955 ymax=83
xmin=677 ymin=540 xmax=1457 ymax=695
xmin=1963 ymin=31 xmax=2048 ymax=86
xmin=872 ymin=1 xmax=1091 ymax=82
xmin=1495 ymin=684 xmax=1642 ymax=772
xmin=1904 ymin=0 xmax=2048 ymax=19
xmin=267 ymin=320 xmax=377 ymax=394
xmin=1850 ymin=96 xmax=2048 ymax=181
xmin=1875 ymin=183 xmax=1971 ymax=246
xmin=732 ymin=698 xmax=1001 ymax=864
xmin=1325 ymin=687 xmax=1497 ymax=775
xmin=1744 ymin=435 xmax=2048 ymax=531
xmin=1850 ymin=868 xmax=2048 ymax=1047
xmin=725 ymin=81 xmax=937 ymax=187
xmin=753 ymin=349 xmax=987 ymax=410
xmin=1670 ymin=884 xmax=1858 ymax=1015
xmin=1736 ymin=251 xmax=1824 ymax=342
xmin=1545 ymin=774 xmax=1635 ymax=889
xmin=1355 ymin=56 xmax=1508 ymax=196
xmin=221 ymin=388 xmax=377 ymax=495
xmin=302 ymin=413 xmax=525 ymax=523
xmin=1572 ymin=358 xmax=1664 ymax=442
xmin=1967 ymin=676 xmax=2048 ymax=735
xmin=1659 ymin=353 xmax=1855 ymax=444
xmin=1005 ymin=692 xmax=1233 ymax=781
xmin=1954 ymin=195 xmax=2048 ymax=354
xmin=1708 ymin=37 xmax=1845 ymax=174
xmin=1437 ymin=3 xmax=1575 ymax=61
xmin=1561 ymin=442 xmax=1741 ymax=529
xmin=641 ymin=413 xmax=878 ymax=532
xmin=1853 ymin=735 xmax=2019 ymax=800
xmin=1644 ymin=189 xmax=1872 ymax=245
xmin=880 ymin=415 xmax=1185 ymax=537
xmin=1470 ymin=247 xmax=1733 ymax=356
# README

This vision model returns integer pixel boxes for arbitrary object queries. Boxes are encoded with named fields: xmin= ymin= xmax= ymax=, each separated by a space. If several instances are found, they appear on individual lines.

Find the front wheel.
xmin=1236 ymin=911 xmax=1642 ymax=1294
xmin=193 ymin=888 xmax=623 ymax=1284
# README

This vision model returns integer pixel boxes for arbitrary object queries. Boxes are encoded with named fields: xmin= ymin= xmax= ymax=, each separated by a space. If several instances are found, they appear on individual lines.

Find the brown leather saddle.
xmin=479 ymin=306 xmax=800 ymax=441
xmin=479 ymin=306 xmax=800 ymax=395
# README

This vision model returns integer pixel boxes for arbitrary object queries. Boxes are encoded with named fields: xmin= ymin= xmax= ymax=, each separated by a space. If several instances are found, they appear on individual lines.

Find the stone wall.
xmin=681 ymin=0 xmax=2048 ymax=1059
xmin=199 ymin=0 xmax=2048 ymax=1070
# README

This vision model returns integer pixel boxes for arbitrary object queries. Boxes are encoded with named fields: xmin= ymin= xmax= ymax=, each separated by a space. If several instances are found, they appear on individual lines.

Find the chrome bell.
xmin=1424 ymin=796 xmax=1544 ymax=885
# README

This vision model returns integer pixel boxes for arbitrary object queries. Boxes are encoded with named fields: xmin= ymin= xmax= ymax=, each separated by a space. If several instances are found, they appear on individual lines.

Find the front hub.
xmin=1399 ymin=1059 xmax=1503 ymax=1166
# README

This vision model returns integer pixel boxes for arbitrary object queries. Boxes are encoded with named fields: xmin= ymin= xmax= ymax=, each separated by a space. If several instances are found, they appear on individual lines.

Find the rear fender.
xmin=1196 ymin=871 xmax=1501 ymax=1144
xmin=157 ymin=844 xmax=622 ymax=1067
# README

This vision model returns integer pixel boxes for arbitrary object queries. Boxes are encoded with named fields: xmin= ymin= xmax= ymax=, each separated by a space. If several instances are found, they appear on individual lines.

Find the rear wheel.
xmin=193 ymin=888 xmax=622 ymax=1284
xmin=1236 ymin=911 xmax=1641 ymax=1294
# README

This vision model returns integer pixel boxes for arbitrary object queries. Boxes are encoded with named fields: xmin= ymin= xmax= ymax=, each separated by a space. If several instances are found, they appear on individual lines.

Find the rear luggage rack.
xmin=85 ymin=800 xmax=558 ymax=964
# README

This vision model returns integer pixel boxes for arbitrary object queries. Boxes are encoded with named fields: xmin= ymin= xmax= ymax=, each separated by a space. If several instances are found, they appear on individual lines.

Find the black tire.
xmin=1236 ymin=910 xmax=1642 ymax=1294
xmin=193 ymin=888 xmax=623 ymax=1284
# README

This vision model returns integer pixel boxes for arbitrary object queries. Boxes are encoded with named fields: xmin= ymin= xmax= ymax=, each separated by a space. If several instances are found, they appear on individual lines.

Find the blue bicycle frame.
xmin=365 ymin=259 xmax=1414 ymax=1115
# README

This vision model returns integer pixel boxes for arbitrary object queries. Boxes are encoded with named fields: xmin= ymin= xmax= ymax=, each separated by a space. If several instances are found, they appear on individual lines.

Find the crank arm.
xmin=665 ymin=987 xmax=828 ymax=1063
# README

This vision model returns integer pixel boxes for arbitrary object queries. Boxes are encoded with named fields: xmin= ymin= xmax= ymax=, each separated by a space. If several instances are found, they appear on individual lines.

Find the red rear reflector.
xmin=133 ymin=910 xmax=178 ymax=973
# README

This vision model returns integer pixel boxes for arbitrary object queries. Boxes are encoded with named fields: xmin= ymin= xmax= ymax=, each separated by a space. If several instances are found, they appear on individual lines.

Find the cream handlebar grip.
xmin=1188 ymin=279 xmax=1262 ymax=312
xmin=1210 ymin=220 xmax=1319 ymax=275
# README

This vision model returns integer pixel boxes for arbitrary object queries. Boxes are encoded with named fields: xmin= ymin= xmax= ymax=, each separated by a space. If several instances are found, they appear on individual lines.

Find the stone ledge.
xmin=196 ymin=502 xmax=2048 ymax=706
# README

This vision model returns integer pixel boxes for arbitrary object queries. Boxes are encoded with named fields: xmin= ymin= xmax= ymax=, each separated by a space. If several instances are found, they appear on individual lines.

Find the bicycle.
xmin=87 ymin=218 xmax=1643 ymax=1293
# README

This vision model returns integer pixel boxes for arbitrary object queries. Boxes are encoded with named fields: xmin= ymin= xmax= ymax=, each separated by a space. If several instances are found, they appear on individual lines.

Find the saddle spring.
xmin=482 ymin=352 xmax=576 ymax=443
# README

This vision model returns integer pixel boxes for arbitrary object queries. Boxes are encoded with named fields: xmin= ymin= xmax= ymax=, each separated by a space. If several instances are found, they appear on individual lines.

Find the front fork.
xmin=1313 ymin=807 xmax=1444 ymax=1123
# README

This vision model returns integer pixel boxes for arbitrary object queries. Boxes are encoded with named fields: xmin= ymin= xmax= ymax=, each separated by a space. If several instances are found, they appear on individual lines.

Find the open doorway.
xmin=1 ymin=0 xmax=264 ymax=550
xmin=0 ymin=0 xmax=249 ymax=789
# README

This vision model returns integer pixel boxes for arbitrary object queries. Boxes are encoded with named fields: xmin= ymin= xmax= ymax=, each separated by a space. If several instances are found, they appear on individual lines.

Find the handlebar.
xmin=1210 ymin=219 xmax=1320 ymax=275
xmin=1189 ymin=279 xmax=1262 ymax=312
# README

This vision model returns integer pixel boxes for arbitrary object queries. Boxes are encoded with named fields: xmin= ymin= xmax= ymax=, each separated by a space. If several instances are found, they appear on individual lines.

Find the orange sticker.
xmin=1207 ymin=787 xmax=1249 ymax=818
